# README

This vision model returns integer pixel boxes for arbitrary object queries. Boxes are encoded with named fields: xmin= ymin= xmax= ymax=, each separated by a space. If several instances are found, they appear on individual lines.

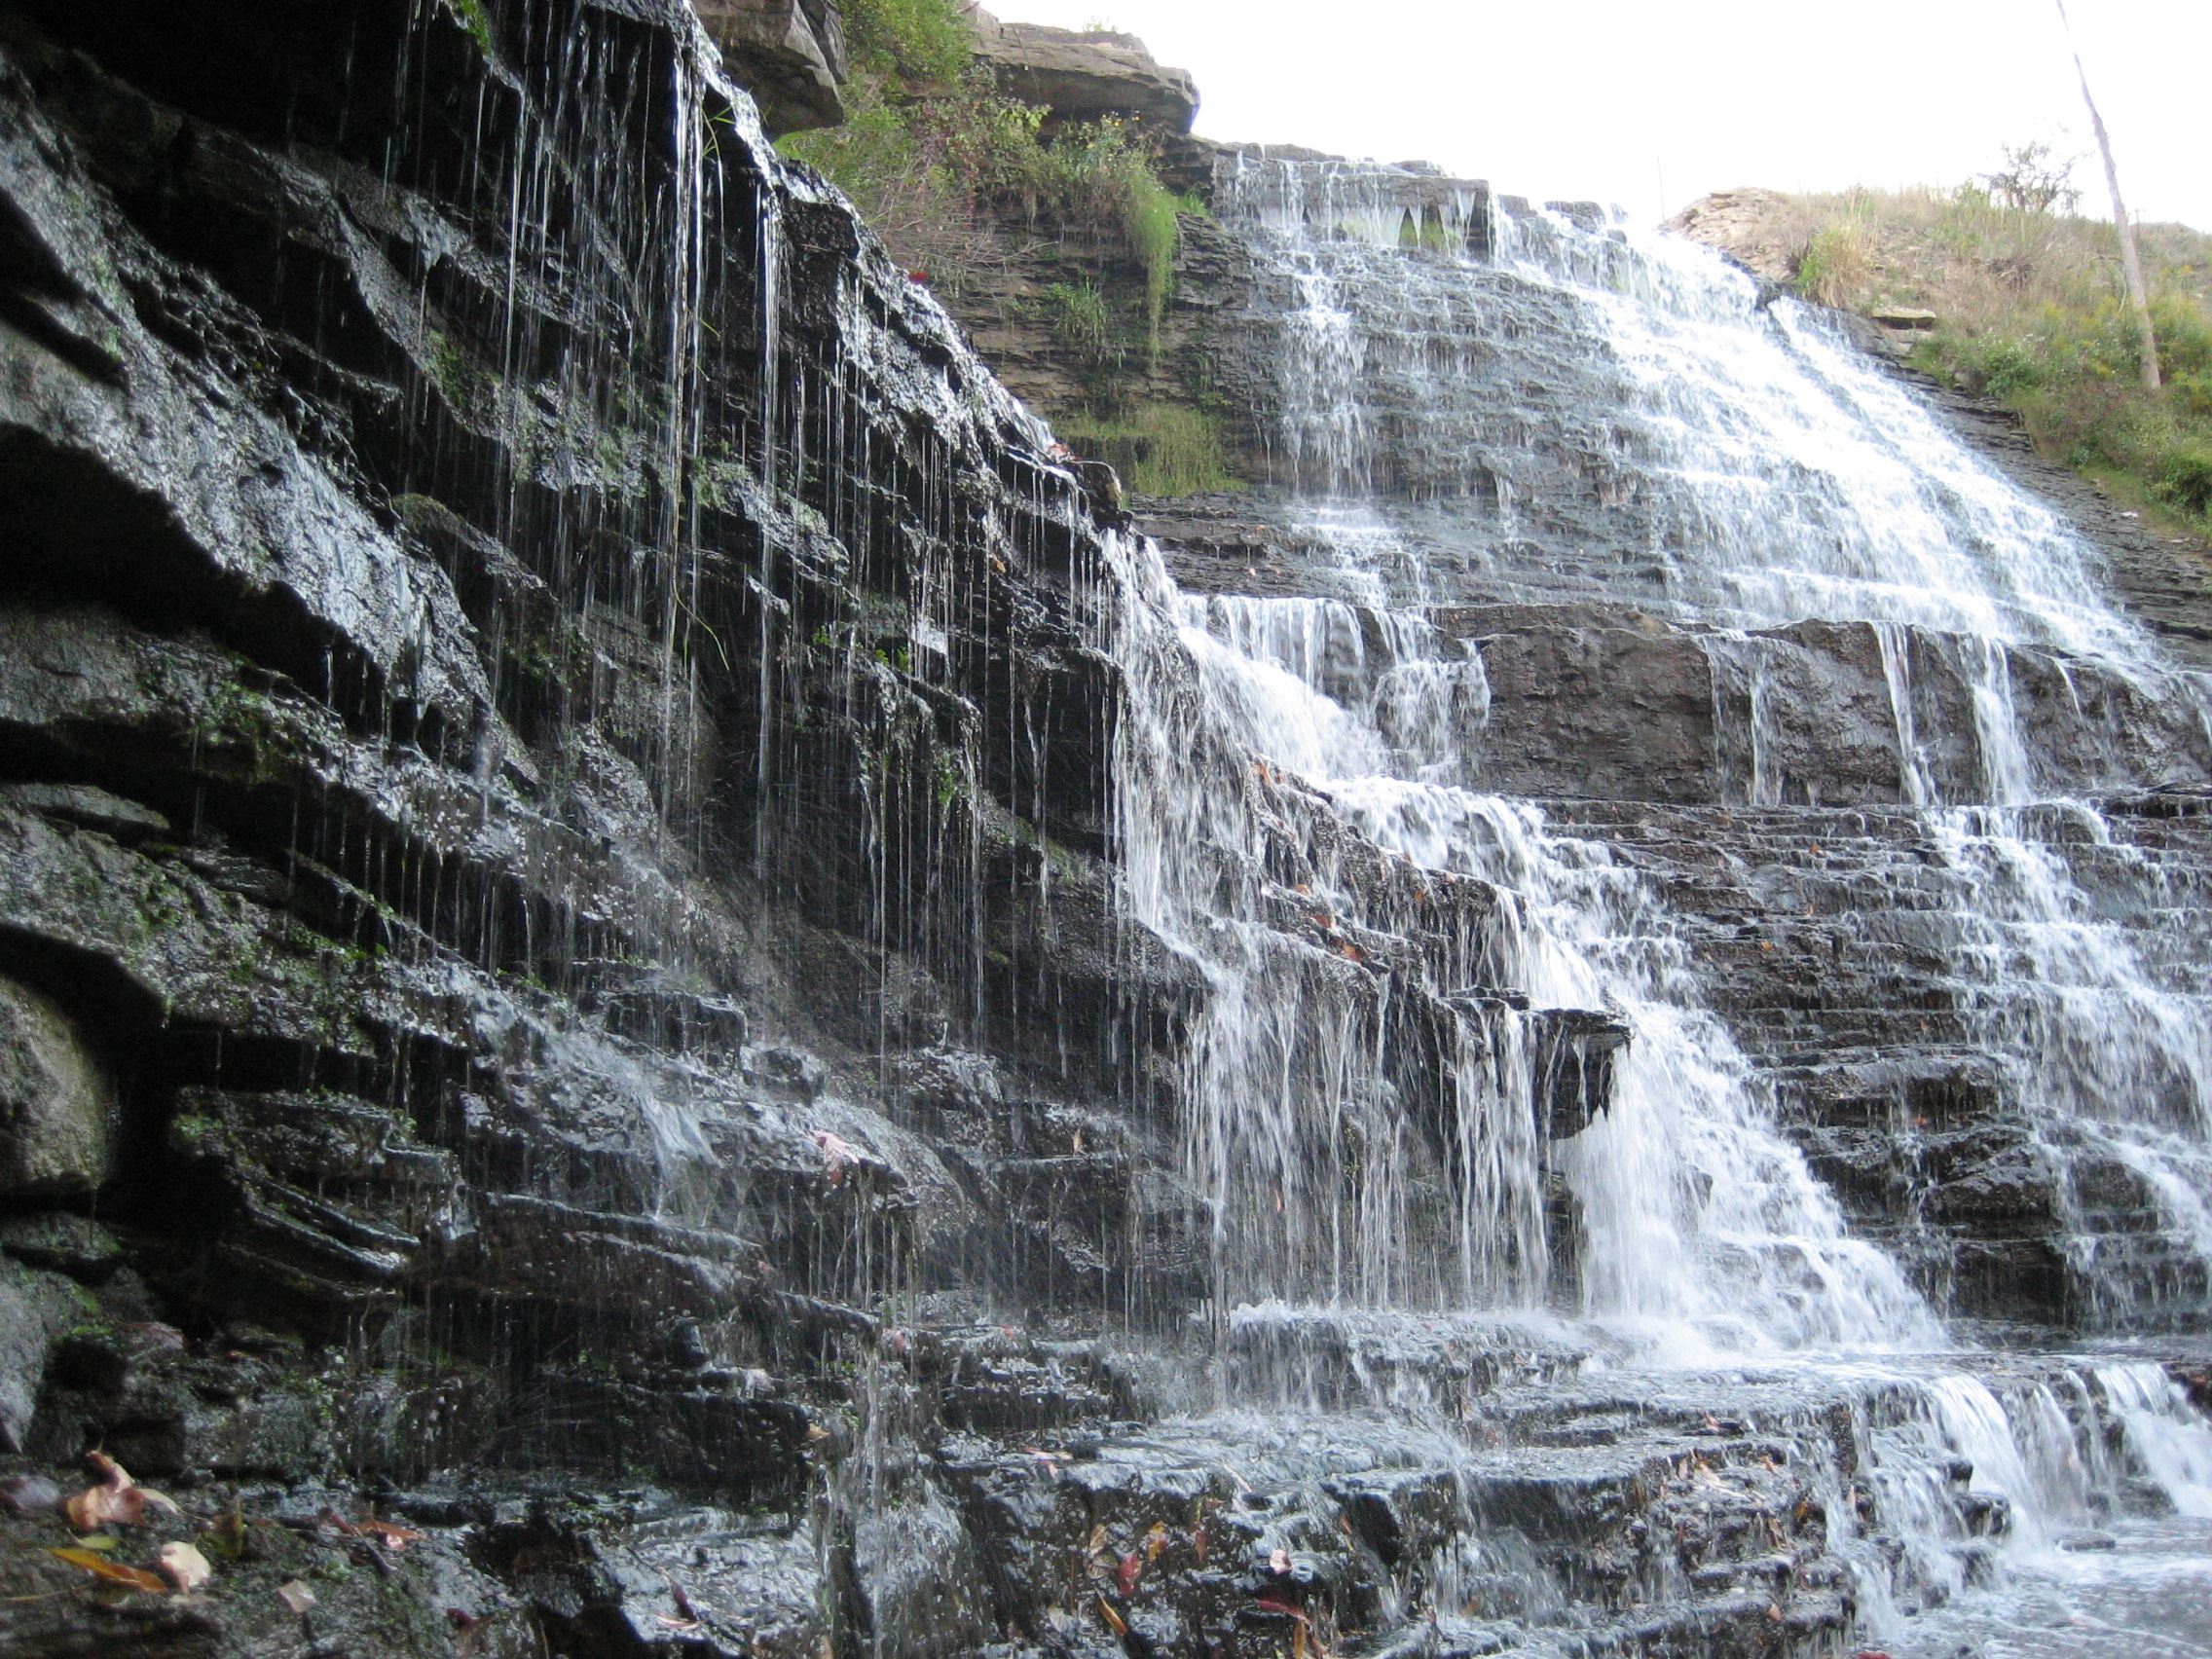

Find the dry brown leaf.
xmin=1143 ymin=1521 xmax=1170 ymax=1562
xmin=1095 ymin=1596 xmax=1127 ymax=1637
xmin=810 ymin=1128 xmax=859 ymax=1185
xmin=276 ymin=1579 xmax=317 ymax=1614
xmin=48 ymin=1548 xmax=166 ymax=1594
xmin=158 ymin=1541 xmax=212 ymax=1593
xmin=362 ymin=1519 xmax=424 ymax=1552
xmin=65 ymin=1455 xmax=146 ymax=1531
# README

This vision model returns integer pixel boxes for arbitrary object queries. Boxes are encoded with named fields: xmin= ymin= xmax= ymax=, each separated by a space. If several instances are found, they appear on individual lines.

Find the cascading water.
xmin=1092 ymin=143 xmax=2212 ymax=1649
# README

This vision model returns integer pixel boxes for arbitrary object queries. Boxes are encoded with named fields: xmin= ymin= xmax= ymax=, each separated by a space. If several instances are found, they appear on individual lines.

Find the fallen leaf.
xmin=276 ymin=1578 xmax=317 ymax=1614
xmin=1143 ymin=1522 xmax=1170 ymax=1562
xmin=48 ymin=1548 xmax=166 ymax=1594
xmin=362 ymin=1520 xmax=424 ymax=1552
xmin=65 ymin=1455 xmax=146 ymax=1531
xmin=1117 ymin=1551 xmax=1141 ymax=1596
xmin=159 ymin=1541 xmax=212 ymax=1593
xmin=73 ymin=1534 xmax=120 ymax=1554
xmin=810 ymin=1128 xmax=859 ymax=1185
xmin=1095 ymin=1596 xmax=1127 ymax=1637
xmin=1270 ymin=1548 xmax=1292 ymax=1576
xmin=666 ymin=1573 xmax=700 ymax=1621
xmin=1192 ymin=1524 xmax=1206 ymax=1564
xmin=316 ymin=1509 xmax=362 ymax=1537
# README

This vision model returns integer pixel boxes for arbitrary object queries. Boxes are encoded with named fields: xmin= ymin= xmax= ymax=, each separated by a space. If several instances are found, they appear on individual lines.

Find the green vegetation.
xmin=777 ymin=0 xmax=1239 ymax=494
xmin=1056 ymin=402 xmax=1239 ymax=496
xmin=780 ymin=0 xmax=1193 ymax=350
xmin=1764 ymin=172 xmax=2212 ymax=536
xmin=440 ymin=0 xmax=494 ymax=55
xmin=1039 ymin=280 xmax=1117 ymax=365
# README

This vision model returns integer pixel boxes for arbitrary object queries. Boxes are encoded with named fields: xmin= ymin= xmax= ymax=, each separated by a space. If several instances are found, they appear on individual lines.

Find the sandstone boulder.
xmin=698 ymin=0 xmax=849 ymax=134
xmin=1665 ymin=187 xmax=1799 ymax=282
xmin=968 ymin=7 xmax=1198 ymax=133
xmin=0 ymin=977 xmax=114 ymax=1201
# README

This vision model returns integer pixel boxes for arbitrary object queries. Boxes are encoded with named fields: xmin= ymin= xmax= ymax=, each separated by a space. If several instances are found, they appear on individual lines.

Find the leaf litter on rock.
xmin=46 ymin=1548 xmax=166 ymax=1594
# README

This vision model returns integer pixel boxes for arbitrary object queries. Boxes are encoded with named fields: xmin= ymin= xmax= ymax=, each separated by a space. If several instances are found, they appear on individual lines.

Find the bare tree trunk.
xmin=2056 ymin=0 xmax=2160 ymax=390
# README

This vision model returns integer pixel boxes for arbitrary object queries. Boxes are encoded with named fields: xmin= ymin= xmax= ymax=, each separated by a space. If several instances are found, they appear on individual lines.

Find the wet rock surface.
xmin=0 ymin=6 xmax=2206 ymax=1658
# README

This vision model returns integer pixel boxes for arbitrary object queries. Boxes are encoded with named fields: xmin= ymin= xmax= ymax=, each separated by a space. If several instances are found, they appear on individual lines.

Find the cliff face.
xmin=0 ymin=2 xmax=1206 ymax=1649
xmin=3 ymin=9 xmax=2211 ymax=1659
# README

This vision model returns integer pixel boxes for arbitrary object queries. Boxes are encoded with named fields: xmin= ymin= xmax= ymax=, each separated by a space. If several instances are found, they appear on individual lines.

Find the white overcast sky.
xmin=990 ymin=0 xmax=2210 ymax=233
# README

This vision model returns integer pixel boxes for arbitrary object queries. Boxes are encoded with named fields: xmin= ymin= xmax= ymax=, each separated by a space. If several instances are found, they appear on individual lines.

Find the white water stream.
xmin=1096 ymin=150 xmax=2212 ymax=1648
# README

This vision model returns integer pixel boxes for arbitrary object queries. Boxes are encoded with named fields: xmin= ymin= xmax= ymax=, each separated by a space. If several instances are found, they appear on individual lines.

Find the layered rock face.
xmin=698 ymin=0 xmax=850 ymax=133
xmin=1 ymin=7 xmax=2210 ymax=1659
xmin=0 ymin=1 xmax=1206 ymax=1649
xmin=967 ymin=8 xmax=1198 ymax=135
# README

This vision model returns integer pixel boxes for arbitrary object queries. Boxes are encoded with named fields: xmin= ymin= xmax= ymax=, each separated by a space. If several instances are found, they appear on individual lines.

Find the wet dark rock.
xmin=0 ymin=1260 xmax=77 ymax=1450
xmin=0 ymin=973 xmax=115 ymax=1198
xmin=0 ymin=4 xmax=2201 ymax=1657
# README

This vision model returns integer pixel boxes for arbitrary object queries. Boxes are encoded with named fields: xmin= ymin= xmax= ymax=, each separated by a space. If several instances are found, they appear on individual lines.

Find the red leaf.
xmin=1116 ymin=1551 xmax=1141 ymax=1597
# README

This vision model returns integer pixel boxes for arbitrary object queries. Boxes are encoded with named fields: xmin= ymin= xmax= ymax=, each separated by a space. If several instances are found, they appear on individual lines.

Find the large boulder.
xmin=697 ymin=0 xmax=849 ymax=134
xmin=0 ymin=1261 xmax=79 ymax=1453
xmin=1664 ymin=187 xmax=1799 ymax=282
xmin=0 ymin=977 xmax=114 ymax=1201
xmin=968 ymin=7 xmax=1198 ymax=133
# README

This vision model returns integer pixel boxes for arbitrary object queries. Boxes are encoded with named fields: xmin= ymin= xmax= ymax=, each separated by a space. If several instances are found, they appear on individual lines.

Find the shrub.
xmin=1795 ymin=222 xmax=1873 ymax=307
xmin=1059 ymin=403 xmax=1240 ymax=497
xmin=2157 ymin=447 xmax=2212 ymax=515
xmin=1039 ymin=280 xmax=1119 ymax=366
xmin=1946 ymin=332 xmax=2046 ymax=398
xmin=842 ymin=0 xmax=972 ymax=85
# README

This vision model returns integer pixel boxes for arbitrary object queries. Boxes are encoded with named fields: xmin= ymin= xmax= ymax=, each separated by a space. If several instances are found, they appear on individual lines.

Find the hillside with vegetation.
xmin=776 ymin=0 xmax=1244 ymax=495
xmin=1673 ymin=155 xmax=2212 ymax=545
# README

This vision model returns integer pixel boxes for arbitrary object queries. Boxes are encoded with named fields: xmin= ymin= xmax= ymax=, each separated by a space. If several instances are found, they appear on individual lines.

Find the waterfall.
xmin=1099 ymin=147 xmax=2212 ymax=1356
